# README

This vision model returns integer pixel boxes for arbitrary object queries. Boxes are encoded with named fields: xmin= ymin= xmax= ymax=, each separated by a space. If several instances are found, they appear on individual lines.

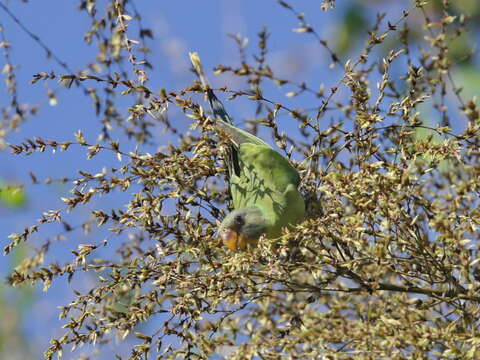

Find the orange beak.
xmin=220 ymin=228 xmax=247 ymax=251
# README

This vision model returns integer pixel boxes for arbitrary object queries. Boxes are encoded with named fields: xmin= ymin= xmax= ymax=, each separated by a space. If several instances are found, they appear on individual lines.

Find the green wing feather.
xmin=231 ymin=143 xmax=304 ymax=237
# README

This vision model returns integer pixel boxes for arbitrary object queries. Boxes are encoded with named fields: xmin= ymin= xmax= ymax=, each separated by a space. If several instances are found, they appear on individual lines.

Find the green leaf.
xmin=0 ymin=182 xmax=27 ymax=208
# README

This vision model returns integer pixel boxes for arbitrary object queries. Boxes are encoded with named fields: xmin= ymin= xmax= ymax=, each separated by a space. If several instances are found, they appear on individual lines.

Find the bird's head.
xmin=218 ymin=207 xmax=267 ymax=251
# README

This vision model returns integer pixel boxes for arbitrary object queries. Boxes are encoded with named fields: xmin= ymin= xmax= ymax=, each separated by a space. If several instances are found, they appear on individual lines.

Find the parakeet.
xmin=189 ymin=52 xmax=305 ymax=251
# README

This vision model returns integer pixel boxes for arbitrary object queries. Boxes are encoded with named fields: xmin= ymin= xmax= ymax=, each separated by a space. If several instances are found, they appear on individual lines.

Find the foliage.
xmin=2 ymin=0 xmax=480 ymax=359
xmin=0 ymin=181 xmax=26 ymax=208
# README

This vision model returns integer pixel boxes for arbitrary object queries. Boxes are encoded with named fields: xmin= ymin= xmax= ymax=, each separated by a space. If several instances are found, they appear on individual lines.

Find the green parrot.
xmin=189 ymin=52 xmax=305 ymax=251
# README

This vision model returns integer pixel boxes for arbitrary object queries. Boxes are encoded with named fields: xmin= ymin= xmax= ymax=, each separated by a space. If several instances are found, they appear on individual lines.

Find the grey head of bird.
xmin=218 ymin=207 xmax=267 ymax=251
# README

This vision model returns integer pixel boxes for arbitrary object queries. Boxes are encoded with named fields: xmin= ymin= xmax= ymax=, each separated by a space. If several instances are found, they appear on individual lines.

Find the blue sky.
xmin=0 ymin=2 xmax=349 ymax=357
xmin=2 ymin=0 xmax=476 ymax=358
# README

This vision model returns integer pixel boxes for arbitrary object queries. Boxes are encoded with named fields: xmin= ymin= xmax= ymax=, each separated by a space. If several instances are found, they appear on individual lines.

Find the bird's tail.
xmin=189 ymin=51 xmax=242 ymax=176
xmin=189 ymin=52 xmax=233 ymax=125
xmin=189 ymin=52 xmax=210 ymax=89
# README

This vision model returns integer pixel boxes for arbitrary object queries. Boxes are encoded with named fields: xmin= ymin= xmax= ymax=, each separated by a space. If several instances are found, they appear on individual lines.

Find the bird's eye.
xmin=234 ymin=214 xmax=244 ymax=225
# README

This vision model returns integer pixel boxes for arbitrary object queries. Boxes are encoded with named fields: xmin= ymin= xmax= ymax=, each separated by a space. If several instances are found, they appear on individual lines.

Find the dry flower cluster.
xmin=2 ymin=0 xmax=480 ymax=359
